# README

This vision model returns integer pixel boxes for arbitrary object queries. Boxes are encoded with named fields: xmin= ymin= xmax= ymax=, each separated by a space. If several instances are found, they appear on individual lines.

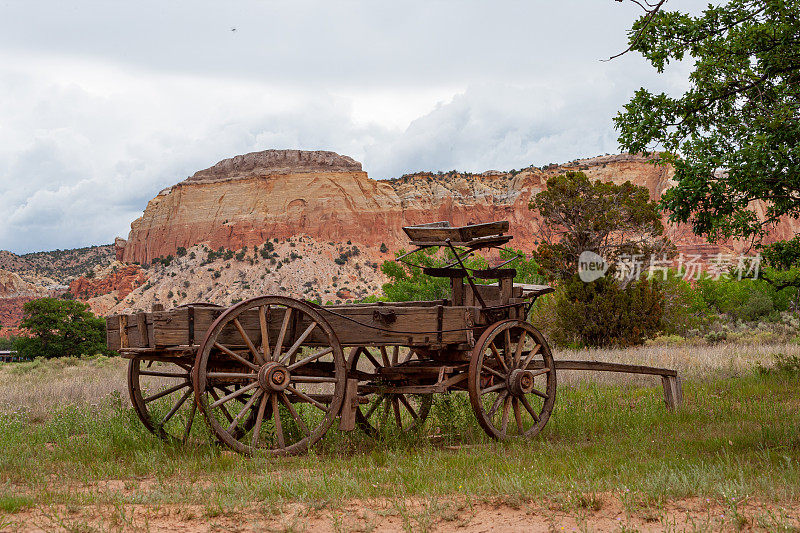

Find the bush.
xmin=553 ymin=275 xmax=663 ymax=347
xmin=698 ymin=276 xmax=792 ymax=322
xmin=15 ymin=298 xmax=110 ymax=359
xmin=656 ymin=271 xmax=711 ymax=335
xmin=176 ymin=246 xmax=187 ymax=257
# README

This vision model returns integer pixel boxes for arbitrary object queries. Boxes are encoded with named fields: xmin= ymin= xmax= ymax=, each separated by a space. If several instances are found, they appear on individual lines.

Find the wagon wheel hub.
xmin=258 ymin=362 xmax=291 ymax=392
xmin=507 ymin=368 xmax=535 ymax=396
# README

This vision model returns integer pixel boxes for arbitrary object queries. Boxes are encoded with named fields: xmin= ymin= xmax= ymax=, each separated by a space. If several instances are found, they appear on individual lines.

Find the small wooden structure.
xmin=0 ymin=350 xmax=24 ymax=363
xmin=107 ymin=221 xmax=682 ymax=455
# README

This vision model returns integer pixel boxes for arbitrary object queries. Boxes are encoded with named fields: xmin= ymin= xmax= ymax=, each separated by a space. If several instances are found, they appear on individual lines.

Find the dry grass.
xmin=554 ymin=341 xmax=800 ymax=386
xmin=0 ymin=355 xmax=129 ymax=422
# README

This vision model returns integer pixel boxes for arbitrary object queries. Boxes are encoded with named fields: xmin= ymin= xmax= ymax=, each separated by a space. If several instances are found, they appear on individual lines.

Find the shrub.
xmin=553 ymin=275 xmax=663 ymax=347
xmin=176 ymin=246 xmax=187 ymax=257
xmin=380 ymin=243 xmax=388 ymax=253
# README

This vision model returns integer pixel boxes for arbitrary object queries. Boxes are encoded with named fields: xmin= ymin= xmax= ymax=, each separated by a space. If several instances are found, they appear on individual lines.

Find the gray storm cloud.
xmin=0 ymin=0 xmax=696 ymax=253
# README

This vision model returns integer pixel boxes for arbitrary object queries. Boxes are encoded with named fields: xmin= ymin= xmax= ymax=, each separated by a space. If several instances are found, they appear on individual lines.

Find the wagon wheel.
xmin=349 ymin=346 xmax=432 ymax=436
xmin=128 ymin=356 xmax=201 ymax=443
xmin=468 ymin=320 xmax=556 ymax=440
xmin=128 ymin=357 xmax=253 ymax=444
xmin=194 ymin=296 xmax=346 ymax=455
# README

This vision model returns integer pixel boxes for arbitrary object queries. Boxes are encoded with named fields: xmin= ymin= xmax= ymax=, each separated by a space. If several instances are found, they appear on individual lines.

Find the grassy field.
xmin=0 ymin=343 xmax=799 ymax=532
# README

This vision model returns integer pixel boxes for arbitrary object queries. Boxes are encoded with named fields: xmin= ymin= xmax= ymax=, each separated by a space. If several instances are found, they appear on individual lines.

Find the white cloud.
xmin=0 ymin=1 xmax=699 ymax=253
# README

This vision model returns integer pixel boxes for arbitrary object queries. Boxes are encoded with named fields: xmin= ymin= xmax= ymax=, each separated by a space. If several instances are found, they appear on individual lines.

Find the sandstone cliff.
xmin=121 ymin=150 xmax=799 ymax=265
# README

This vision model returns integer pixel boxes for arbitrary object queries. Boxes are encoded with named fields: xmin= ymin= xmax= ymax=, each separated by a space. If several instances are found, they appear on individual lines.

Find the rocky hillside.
xmin=0 ymin=245 xmax=115 ymax=284
xmin=0 ymin=269 xmax=55 ymax=337
xmin=101 ymin=236 xmax=386 ymax=316
xmin=0 ymin=245 xmax=116 ymax=337
xmin=118 ymin=150 xmax=800 ymax=266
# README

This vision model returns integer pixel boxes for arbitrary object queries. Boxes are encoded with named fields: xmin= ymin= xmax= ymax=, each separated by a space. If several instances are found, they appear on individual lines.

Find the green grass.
xmin=0 ymin=365 xmax=798 ymax=516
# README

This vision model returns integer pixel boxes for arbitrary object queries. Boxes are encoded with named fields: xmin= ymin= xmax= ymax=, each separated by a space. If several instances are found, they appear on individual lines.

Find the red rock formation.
xmin=119 ymin=151 xmax=800 ymax=264
xmin=0 ymin=296 xmax=34 ymax=338
xmin=69 ymin=264 xmax=147 ymax=300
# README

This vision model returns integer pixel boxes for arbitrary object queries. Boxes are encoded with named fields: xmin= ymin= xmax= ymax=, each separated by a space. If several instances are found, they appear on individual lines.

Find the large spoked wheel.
xmin=349 ymin=346 xmax=432 ymax=437
xmin=194 ymin=296 xmax=346 ymax=455
xmin=468 ymin=320 xmax=556 ymax=440
xmin=128 ymin=356 xmax=201 ymax=444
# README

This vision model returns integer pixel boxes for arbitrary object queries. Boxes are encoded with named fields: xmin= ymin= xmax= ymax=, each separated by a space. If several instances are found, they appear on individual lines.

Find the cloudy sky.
xmin=0 ymin=0 xmax=698 ymax=254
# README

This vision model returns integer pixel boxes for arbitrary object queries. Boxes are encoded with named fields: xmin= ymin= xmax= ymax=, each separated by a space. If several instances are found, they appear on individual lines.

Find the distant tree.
xmin=529 ymin=171 xmax=671 ymax=280
xmin=15 ymin=298 xmax=109 ymax=359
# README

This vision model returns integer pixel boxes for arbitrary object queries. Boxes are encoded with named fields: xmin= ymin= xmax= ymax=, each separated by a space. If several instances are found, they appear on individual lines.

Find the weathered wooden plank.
xmin=119 ymin=315 xmax=129 ymax=349
xmin=402 ymin=221 xmax=509 ymax=242
xmin=547 ymin=360 xmax=678 ymax=377
xmin=338 ymin=378 xmax=359 ymax=431
xmin=136 ymin=313 xmax=149 ymax=347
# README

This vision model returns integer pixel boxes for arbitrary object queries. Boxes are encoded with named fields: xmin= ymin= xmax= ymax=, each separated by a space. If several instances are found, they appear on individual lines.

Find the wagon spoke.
xmin=521 ymin=344 xmax=542 ymax=370
xmin=379 ymin=346 xmax=390 ymax=367
xmin=182 ymin=401 xmax=197 ymax=443
xmin=401 ymin=348 xmax=414 ymax=365
xmin=514 ymin=331 xmax=526 ymax=366
xmin=213 ymin=342 xmax=260 ymax=372
xmin=380 ymin=396 xmax=391 ymax=428
xmin=481 ymin=382 xmax=507 ymax=395
xmin=362 ymin=349 xmax=382 ymax=370
xmin=483 ymin=365 xmax=507 ymax=380
xmin=259 ymin=305 xmax=272 ymax=362
xmin=207 ymin=372 xmax=258 ymax=381
xmin=280 ymin=392 xmax=310 ymax=437
xmin=210 ymin=381 xmax=260 ymax=409
xmin=271 ymin=392 xmax=285 ymax=449
xmin=504 ymin=329 xmax=512 ymax=367
xmin=139 ymin=370 xmax=189 ymax=378
xmin=160 ymin=387 xmax=192 ymax=427
xmin=397 ymin=394 xmax=419 ymax=420
xmin=208 ymin=388 xmax=235 ymax=423
xmin=530 ymin=387 xmax=549 ymax=400
xmin=234 ymin=318 xmax=263 ymax=365
xmin=513 ymin=398 xmax=524 ymax=435
xmin=287 ymin=347 xmax=333 ymax=371
xmin=286 ymin=385 xmax=327 ymax=411
xmin=143 ymin=382 xmax=187 ymax=404
xmin=489 ymin=342 xmax=509 ymax=373
xmin=280 ymin=322 xmax=318 ymax=364
xmin=519 ymin=394 xmax=540 ymax=423
xmin=274 ymin=308 xmax=293 ymax=362
xmin=500 ymin=395 xmax=511 ymax=436
xmin=391 ymin=397 xmax=403 ymax=427
xmin=363 ymin=395 xmax=385 ymax=420
xmin=251 ymin=393 xmax=268 ymax=448
xmin=226 ymin=390 xmax=262 ymax=434
xmin=527 ymin=367 xmax=551 ymax=378
xmin=391 ymin=346 xmax=399 ymax=366
xmin=486 ymin=391 xmax=507 ymax=418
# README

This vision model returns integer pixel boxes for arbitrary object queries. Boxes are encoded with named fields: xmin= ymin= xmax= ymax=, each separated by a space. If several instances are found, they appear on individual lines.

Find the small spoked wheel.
xmin=194 ymin=296 xmax=346 ymax=455
xmin=349 ymin=346 xmax=432 ymax=436
xmin=128 ymin=356 xmax=201 ymax=443
xmin=468 ymin=320 xmax=556 ymax=440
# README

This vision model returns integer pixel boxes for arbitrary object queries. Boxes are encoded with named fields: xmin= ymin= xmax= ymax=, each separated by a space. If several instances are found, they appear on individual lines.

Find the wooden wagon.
xmin=107 ymin=220 xmax=680 ymax=455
